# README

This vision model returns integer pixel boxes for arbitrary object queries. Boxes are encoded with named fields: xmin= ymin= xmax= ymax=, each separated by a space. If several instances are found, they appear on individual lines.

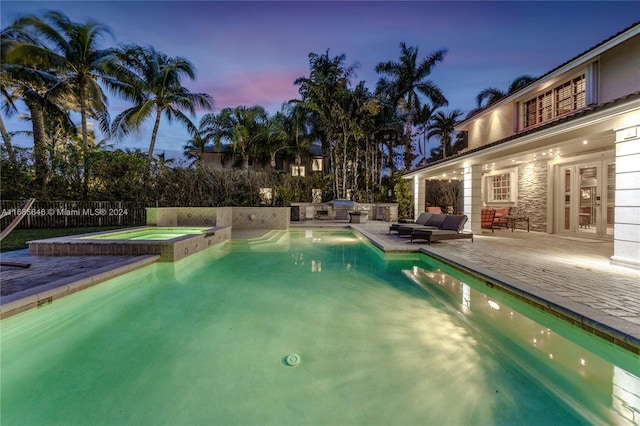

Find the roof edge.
xmin=457 ymin=21 xmax=640 ymax=128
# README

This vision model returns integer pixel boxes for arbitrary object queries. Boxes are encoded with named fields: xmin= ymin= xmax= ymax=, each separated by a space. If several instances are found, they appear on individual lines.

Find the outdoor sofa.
xmin=395 ymin=213 xmax=448 ymax=236
xmin=388 ymin=212 xmax=433 ymax=234
xmin=409 ymin=214 xmax=473 ymax=245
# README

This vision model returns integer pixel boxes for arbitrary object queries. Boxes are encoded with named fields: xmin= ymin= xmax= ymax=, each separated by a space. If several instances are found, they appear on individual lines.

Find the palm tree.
xmin=295 ymin=50 xmax=357 ymax=197
xmin=8 ymin=11 xmax=119 ymax=190
xmin=1 ymin=25 xmax=71 ymax=185
xmin=370 ymin=96 xmax=404 ymax=179
xmin=427 ymin=109 xmax=463 ymax=161
xmin=0 ymin=75 xmax=18 ymax=163
xmin=183 ymin=126 xmax=210 ymax=167
xmin=264 ymin=109 xmax=293 ymax=170
xmin=414 ymin=103 xmax=437 ymax=165
xmin=200 ymin=105 xmax=269 ymax=170
xmin=375 ymin=42 xmax=448 ymax=170
xmin=0 ymin=27 xmax=38 ymax=163
xmin=475 ymin=75 xmax=536 ymax=109
xmin=110 ymin=45 xmax=213 ymax=161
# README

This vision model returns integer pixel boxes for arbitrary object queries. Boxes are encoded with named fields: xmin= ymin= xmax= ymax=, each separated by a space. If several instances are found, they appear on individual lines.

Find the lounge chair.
xmin=410 ymin=214 xmax=473 ymax=245
xmin=0 ymin=198 xmax=35 ymax=242
xmin=493 ymin=207 xmax=511 ymax=229
xmin=396 ymin=213 xmax=448 ymax=236
xmin=481 ymin=208 xmax=496 ymax=232
xmin=0 ymin=198 xmax=36 ymax=269
xmin=389 ymin=212 xmax=433 ymax=234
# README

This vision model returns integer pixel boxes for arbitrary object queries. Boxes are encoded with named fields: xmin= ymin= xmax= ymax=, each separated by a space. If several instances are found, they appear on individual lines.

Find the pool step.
xmin=247 ymin=230 xmax=290 ymax=251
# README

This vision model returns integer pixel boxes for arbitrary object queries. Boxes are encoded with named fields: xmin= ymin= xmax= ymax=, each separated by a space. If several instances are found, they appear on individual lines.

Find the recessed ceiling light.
xmin=583 ymin=140 xmax=588 ymax=145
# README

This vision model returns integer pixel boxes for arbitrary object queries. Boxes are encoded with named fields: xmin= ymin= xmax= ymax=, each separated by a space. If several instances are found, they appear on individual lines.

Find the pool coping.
xmin=418 ymin=248 xmax=640 ymax=355
xmin=344 ymin=223 xmax=640 ymax=354
xmin=0 ymin=255 xmax=160 ymax=319
xmin=27 ymin=226 xmax=230 ymax=261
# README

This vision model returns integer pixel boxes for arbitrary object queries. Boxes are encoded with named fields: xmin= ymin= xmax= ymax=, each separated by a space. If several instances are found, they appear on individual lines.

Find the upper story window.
xmin=523 ymin=74 xmax=586 ymax=129
xmin=291 ymin=165 xmax=305 ymax=177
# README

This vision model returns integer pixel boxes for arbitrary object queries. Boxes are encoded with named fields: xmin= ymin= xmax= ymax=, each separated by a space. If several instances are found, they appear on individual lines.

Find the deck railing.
xmin=0 ymin=200 xmax=147 ymax=229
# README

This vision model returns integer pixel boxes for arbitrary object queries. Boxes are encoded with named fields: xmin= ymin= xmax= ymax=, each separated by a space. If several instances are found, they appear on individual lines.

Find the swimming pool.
xmin=78 ymin=227 xmax=214 ymax=240
xmin=2 ymin=229 xmax=638 ymax=425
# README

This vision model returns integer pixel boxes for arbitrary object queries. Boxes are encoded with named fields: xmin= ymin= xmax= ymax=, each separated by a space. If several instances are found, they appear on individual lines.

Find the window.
xmin=291 ymin=165 xmax=305 ymax=177
xmin=491 ymin=174 xmax=510 ymax=201
xmin=259 ymin=188 xmax=273 ymax=205
xmin=523 ymin=74 xmax=586 ymax=129
xmin=484 ymin=168 xmax=518 ymax=204
xmin=312 ymin=158 xmax=323 ymax=172
xmin=312 ymin=189 xmax=322 ymax=203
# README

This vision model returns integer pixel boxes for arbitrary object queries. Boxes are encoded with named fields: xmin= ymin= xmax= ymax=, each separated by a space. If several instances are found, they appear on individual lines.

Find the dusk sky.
xmin=2 ymin=1 xmax=639 ymax=159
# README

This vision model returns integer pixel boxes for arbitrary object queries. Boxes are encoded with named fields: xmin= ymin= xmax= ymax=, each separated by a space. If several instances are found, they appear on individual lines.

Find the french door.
xmin=557 ymin=158 xmax=614 ymax=238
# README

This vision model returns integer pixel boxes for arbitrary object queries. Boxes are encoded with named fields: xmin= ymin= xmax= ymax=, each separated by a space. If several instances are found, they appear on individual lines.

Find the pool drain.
xmin=283 ymin=353 xmax=301 ymax=367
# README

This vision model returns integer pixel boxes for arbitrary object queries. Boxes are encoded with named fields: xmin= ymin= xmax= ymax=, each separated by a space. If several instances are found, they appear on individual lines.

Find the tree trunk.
xmin=242 ymin=150 xmax=249 ymax=169
xmin=341 ymin=128 xmax=348 ymax=199
xmin=331 ymin=144 xmax=340 ymax=198
xmin=0 ymin=115 xmax=16 ymax=162
xmin=79 ymin=83 xmax=90 ymax=198
xmin=352 ymin=134 xmax=360 ymax=197
xmin=387 ymin=140 xmax=395 ymax=177
xmin=442 ymin=136 xmax=448 ymax=160
xmin=364 ymin=135 xmax=370 ymax=198
xmin=148 ymin=108 xmax=163 ymax=161
xmin=403 ymin=121 xmax=414 ymax=171
xmin=24 ymin=97 xmax=48 ymax=186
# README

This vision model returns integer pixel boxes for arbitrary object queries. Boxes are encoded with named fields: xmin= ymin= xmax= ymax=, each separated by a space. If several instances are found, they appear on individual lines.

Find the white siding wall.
xmin=599 ymin=35 xmax=640 ymax=103
xmin=465 ymin=104 xmax=515 ymax=151
xmin=611 ymin=123 xmax=640 ymax=269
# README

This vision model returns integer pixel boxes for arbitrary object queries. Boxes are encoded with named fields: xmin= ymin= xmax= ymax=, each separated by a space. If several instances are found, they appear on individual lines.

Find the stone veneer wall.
xmin=517 ymin=160 xmax=547 ymax=232
xmin=215 ymin=207 xmax=233 ymax=227
xmin=231 ymin=207 xmax=290 ymax=229
xmin=147 ymin=207 xmax=289 ymax=230
xmin=147 ymin=207 xmax=218 ymax=227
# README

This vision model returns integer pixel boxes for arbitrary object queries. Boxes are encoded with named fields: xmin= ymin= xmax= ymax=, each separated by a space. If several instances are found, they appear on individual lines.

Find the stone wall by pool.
xmin=146 ymin=207 xmax=289 ymax=229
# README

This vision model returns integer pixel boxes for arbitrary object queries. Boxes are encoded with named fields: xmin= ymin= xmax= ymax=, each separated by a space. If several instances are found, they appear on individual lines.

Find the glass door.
xmin=605 ymin=162 xmax=615 ymax=237
xmin=561 ymin=166 xmax=572 ymax=232
xmin=556 ymin=159 xmax=613 ymax=238
xmin=577 ymin=164 xmax=599 ymax=236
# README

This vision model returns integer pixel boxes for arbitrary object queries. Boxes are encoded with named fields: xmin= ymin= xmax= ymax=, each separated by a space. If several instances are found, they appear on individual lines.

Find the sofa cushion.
xmin=414 ymin=212 xmax=434 ymax=225
xmin=481 ymin=209 xmax=496 ymax=227
xmin=494 ymin=207 xmax=510 ymax=216
xmin=423 ymin=214 xmax=447 ymax=228
xmin=440 ymin=214 xmax=468 ymax=232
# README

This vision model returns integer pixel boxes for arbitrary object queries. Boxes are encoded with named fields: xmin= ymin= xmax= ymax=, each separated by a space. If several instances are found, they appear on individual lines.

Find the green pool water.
xmin=1 ymin=230 xmax=638 ymax=425
xmin=79 ymin=227 xmax=211 ymax=240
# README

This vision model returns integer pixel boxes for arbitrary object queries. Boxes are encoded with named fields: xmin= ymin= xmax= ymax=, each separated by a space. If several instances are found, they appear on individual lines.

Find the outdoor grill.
xmin=329 ymin=199 xmax=355 ymax=220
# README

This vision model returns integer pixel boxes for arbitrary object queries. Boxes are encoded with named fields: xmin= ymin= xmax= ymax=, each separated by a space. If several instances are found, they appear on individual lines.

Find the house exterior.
xmin=404 ymin=23 xmax=640 ymax=269
xmin=189 ymin=144 xmax=324 ymax=176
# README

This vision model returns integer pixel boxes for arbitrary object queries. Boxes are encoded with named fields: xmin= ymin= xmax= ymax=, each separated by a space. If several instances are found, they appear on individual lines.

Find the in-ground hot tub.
xmin=28 ymin=226 xmax=231 ymax=261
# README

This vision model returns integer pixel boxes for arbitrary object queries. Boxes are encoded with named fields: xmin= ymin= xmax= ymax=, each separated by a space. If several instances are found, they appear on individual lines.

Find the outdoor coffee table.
xmin=505 ymin=215 xmax=529 ymax=232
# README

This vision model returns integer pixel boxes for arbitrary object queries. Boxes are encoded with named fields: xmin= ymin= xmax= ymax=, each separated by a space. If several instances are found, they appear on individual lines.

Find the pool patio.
xmin=1 ymin=222 xmax=639 ymax=353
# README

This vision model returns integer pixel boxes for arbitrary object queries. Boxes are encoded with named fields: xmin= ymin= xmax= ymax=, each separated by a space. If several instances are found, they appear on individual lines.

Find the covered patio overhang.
xmin=403 ymin=97 xmax=640 ymax=269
